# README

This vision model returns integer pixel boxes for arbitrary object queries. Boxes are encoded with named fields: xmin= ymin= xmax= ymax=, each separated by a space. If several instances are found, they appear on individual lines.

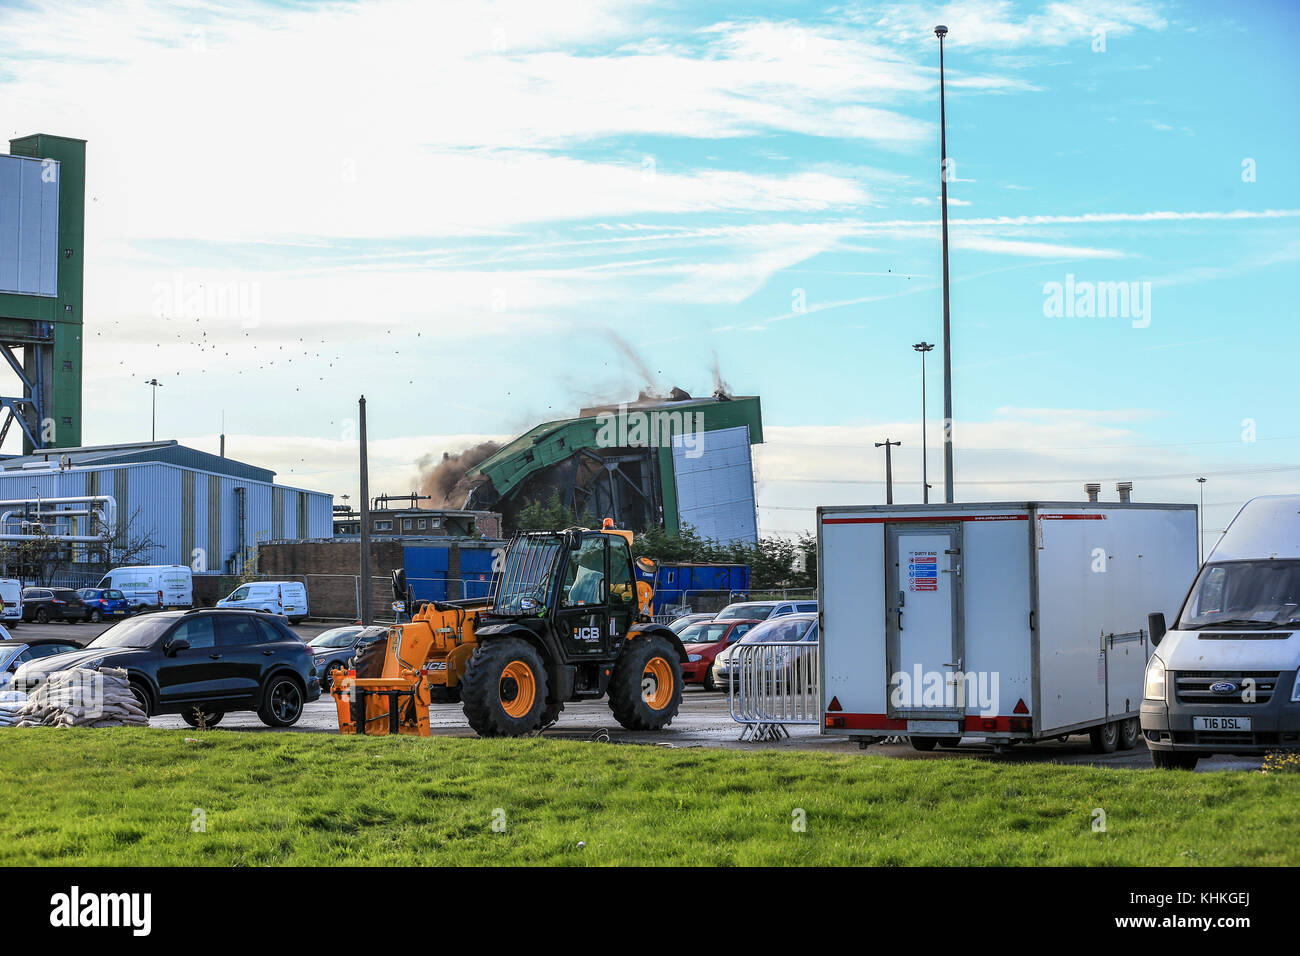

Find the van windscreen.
xmin=1179 ymin=560 xmax=1300 ymax=628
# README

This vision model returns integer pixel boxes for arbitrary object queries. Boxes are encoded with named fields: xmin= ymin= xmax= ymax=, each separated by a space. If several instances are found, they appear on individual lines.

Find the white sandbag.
xmin=14 ymin=665 xmax=149 ymax=728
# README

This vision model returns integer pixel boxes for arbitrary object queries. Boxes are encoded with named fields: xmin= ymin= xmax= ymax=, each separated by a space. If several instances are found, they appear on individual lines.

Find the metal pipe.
xmin=935 ymin=25 xmax=955 ymax=503
xmin=0 ymin=495 xmax=116 ymax=535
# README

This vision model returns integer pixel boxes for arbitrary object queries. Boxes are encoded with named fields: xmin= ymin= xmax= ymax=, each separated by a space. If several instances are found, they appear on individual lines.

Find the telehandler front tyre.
xmin=608 ymin=634 xmax=682 ymax=731
xmin=461 ymin=637 xmax=548 ymax=737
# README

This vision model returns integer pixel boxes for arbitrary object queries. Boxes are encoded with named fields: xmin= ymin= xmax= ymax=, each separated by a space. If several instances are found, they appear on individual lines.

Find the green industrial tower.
xmin=0 ymin=133 xmax=85 ymax=451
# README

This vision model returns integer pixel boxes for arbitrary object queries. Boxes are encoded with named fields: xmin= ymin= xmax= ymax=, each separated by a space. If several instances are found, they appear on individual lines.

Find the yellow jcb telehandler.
xmin=331 ymin=520 xmax=687 ymax=737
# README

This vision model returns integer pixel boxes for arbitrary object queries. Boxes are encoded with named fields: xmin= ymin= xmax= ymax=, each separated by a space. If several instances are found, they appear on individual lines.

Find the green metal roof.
xmin=470 ymin=395 xmax=763 ymax=501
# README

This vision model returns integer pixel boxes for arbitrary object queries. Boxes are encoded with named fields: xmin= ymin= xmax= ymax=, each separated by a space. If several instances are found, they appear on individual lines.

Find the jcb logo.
xmin=575 ymin=626 xmax=601 ymax=642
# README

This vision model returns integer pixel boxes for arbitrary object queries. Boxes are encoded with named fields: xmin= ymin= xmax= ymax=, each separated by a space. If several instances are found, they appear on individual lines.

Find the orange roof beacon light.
xmin=602 ymin=517 xmax=615 ymax=529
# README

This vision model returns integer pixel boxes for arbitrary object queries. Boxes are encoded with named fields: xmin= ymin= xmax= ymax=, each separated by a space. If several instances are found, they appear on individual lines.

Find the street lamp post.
xmin=1196 ymin=477 xmax=1207 ymax=564
xmin=935 ymin=24 xmax=955 ymax=503
xmin=145 ymin=378 xmax=163 ymax=442
xmin=875 ymin=439 xmax=901 ymax=505
xmin=913 ymin=342 xmax=934 ymax=503
xmin=359 ymin=395 xmax=373 ymax=625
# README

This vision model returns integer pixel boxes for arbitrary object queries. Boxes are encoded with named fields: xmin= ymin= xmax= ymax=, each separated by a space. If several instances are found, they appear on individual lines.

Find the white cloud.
xmin=753 ymin=410 xmax=1286 ymax=540
xmin=951 ymin=236 xmax=1126 ymax=258
xmin=0 ymin=0 xmax=966 ymax=248
xmin=175 ymin=430 xmax=509 ymax=502
xmin=865 ymin=0 xmax=1168 ymax=49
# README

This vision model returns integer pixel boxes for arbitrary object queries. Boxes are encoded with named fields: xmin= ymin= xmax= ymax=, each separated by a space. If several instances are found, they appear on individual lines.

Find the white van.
xmin=0 ymin=579 xmax=21 ymax=623
xmin=1142 ymin=495 xmax=1300 ymax=769
xmin=216 ymin=580 xmax=308 ymax=623
xmin=98 ymin=565 xmax=194 ymax=611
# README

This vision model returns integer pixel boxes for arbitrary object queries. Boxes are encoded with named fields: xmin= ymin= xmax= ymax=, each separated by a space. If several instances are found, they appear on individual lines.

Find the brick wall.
xmin=257 ymin=540 xmax=405 ymax=620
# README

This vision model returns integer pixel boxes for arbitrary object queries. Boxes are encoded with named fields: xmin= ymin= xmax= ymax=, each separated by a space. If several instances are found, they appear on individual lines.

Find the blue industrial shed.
xmin=647 ymin=562 xmax=750 ymax=613
xmin=402 ymin=541 xmax=500 ymax=602
xmin=0 ymin=440 xmax=333 ymax=572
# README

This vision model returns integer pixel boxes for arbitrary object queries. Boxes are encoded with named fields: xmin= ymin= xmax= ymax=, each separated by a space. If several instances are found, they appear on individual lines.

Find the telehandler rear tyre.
xmin=461 ymin=638 xmax=548 ymax=737
xmin=608 ymin=634 xmax=682 ymax=731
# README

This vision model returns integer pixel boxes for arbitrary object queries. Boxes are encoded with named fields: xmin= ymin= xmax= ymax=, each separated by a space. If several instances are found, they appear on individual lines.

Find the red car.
xmin=679 ymin=618 xmax=761 ymax=690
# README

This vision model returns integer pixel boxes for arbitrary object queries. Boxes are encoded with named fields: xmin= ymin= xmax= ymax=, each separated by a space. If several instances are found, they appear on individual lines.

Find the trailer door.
xmin=887 ymin=524 xmax=963 ymax=719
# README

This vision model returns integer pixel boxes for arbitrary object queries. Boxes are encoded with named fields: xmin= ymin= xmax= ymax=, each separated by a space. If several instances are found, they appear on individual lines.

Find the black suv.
xmin=12 ymin=609 xmax=320 ymax=727
xmin=21 ymin=587 xmax=90 ymax=623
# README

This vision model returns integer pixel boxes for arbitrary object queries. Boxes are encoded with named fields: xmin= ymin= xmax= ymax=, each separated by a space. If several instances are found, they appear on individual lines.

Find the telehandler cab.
xmin=331 ymin=520 xmax=688 ymax=737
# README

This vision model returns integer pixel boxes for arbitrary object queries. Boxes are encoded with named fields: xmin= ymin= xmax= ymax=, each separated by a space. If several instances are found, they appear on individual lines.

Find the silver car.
xmin=710 ymin=613 xmax=818 ymax=692
xmin=308 ymin=625 xmax=388 ymax=690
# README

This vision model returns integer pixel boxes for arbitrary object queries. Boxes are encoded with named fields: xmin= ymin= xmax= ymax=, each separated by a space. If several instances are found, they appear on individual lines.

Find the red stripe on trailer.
xmin=825 ymin=713 xmax=1023 ymax=732
xmin=822 ymin=514 xmax=1026 ymax=525
xmin=1039 ymin=513 xmax=1107 ymax=520
xmin=825 ymin=713 xmax=909 ymax=730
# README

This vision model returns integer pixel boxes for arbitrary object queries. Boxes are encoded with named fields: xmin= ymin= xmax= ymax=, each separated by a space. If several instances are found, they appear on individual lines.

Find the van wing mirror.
xmin=165 ymin=637 xmax=191 ymax=656
xmin=1148 ymin=612 xmax=1167 ymax=647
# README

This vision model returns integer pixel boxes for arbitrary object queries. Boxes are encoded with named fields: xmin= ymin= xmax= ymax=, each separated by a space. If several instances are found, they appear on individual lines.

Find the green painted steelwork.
xmin=469 ymin=395 xmax=763 ymax=533
xmin=0 ymin=134 xmax=86 ymax=450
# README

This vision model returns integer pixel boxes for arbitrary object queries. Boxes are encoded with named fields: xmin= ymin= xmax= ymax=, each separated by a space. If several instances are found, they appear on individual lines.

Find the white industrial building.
xmin=0 ymin=440 xmax=333 ymax=572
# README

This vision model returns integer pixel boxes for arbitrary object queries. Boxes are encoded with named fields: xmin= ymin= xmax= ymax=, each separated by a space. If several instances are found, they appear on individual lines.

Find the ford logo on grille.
xmin=1210 ymin=681 xmax=1239 ymax=695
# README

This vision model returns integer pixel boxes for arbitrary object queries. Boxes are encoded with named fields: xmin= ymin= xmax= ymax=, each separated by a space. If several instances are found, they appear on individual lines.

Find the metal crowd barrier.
xmin=726 ymin=641 xmax=820 ymax=741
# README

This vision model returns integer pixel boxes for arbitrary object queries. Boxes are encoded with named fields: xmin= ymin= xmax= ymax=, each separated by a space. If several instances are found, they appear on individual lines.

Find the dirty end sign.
xmin=907 ymin=550 xmax=938 ymax=592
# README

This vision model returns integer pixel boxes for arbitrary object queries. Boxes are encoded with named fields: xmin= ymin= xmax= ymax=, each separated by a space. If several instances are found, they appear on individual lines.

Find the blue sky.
xmin=1 ymin=0 xmax=1297 ymax=542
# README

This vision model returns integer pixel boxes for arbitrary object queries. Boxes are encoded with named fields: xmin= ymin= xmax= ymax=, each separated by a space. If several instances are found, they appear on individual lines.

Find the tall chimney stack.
xmin=1084 ymin=482 xmax=1100 ymax=502
xmin=1116 ymin=481 xmax=1133 ymax=503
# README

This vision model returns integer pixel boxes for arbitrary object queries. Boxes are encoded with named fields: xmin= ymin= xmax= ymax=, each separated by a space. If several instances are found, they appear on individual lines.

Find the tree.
xmin=513 ymin=490 xmax=595 ymax=532
xmin=0 ymin=507 xmax=160 ymax=585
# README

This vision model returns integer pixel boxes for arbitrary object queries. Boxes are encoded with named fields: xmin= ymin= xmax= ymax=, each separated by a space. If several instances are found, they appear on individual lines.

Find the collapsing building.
xmin=462 ymin=391 xmax=763 ymax=544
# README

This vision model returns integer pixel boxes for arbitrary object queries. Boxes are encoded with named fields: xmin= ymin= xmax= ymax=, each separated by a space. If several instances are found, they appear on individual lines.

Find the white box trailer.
xmin=818 ymin=501 xmax=1198 ymax=751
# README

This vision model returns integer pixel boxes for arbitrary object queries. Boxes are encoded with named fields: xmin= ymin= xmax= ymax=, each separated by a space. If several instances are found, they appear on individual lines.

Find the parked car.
xmin=75 ymin=588 xmax=132 ymax=623
xmin=710 ymin=613 xmax=819 ymax=692
xmin=0 ymin=579 xmax=22 ymax=625
xmin=308 ymin=624 xmax=388 ymax=690
xmin=0 ymin=636 xmax=87 ymax=690
xmin=679 ymin=618 xmax=761 ymax=689
xmin=21 ymin=587 xmax=90 ymax=624
xmin=714 ymin=599 xmax=817 ymax=622
xmin=97 ymin=565 xmax=193 ymax=611
xmin=12 ymin=609 xmax=320 ymax=728
xmin=216 ymin=581 xmax=309 ymax=623
xmin=667 ymin=612 xmax=716 ymax=635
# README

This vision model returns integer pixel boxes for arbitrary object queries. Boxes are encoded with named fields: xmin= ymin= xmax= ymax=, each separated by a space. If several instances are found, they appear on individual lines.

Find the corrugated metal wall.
xmin=0 ymin=461 xmax=332 ymax=570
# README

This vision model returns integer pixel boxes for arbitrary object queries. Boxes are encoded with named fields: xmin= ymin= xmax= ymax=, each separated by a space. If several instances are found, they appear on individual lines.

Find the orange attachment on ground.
xmin=332 ymin=600 xmax=485 ymax=736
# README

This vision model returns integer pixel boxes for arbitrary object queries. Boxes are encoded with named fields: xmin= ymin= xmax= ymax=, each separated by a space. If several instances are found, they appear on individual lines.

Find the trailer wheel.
xmin=460 ymin=637 xmax=548 ymax=737
xmin=1117 ymin=717 xmax=1140 ymax=750
xmin=1089 ymin=721 xmax=1120 ymax=754
xmin=1150 ymin=749 xmax=1198 ymax=770
xmin=909 ymin=736 xmax=938 ymax=752
xmin=608 ymin=634 xmax=682 ymax=731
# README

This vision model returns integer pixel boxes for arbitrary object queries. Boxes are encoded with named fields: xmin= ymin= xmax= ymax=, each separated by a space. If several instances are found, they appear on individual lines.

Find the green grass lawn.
xmin=1 ymin=729 xmax=1294 ymax=866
